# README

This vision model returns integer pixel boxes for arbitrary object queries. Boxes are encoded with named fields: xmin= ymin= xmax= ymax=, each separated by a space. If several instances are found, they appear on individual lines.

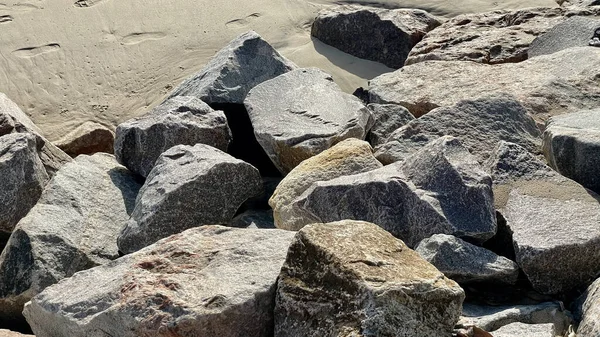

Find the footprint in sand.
xmin=225 ymin=13 xmax=262 ymax=28
xmin=121 ymin=32 xmax=167 ymax=45
xmin=0 ymin=15 xmax=13 ymax=23
xmin=73 ymin=0 xmax=106 ymax=7
xmin=12 ymin=43 xmax=61 ymax=58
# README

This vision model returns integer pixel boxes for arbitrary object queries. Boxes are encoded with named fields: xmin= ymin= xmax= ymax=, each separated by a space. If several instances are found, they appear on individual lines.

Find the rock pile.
xmin=1 ymin=4 xmax=600 ymax=336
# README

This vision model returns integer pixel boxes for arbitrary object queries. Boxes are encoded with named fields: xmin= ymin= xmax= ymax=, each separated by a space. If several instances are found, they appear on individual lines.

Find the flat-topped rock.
xmin=55 ymin=121 xmax=115 ymax=157
xmin=492 ymin=322 xmax=555 ymax=337
xmin=529 ymin=16 xmax=600 ymax=58
xmin=245 ymin=68 xmax=372 ymax=174
xmin=312 ymin=5 xmax=441 ymax=68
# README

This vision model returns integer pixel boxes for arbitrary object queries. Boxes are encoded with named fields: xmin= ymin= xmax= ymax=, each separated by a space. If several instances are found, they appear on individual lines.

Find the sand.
xmin=0 ymin=0 xmax=557 ymax=141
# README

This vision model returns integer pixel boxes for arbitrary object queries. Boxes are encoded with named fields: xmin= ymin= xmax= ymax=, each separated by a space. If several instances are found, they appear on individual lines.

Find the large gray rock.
xmin=575 ymin=277 xmax=600 ymax=337
xmin=24 ymin=226 xmax=296 ymax=337
xmin=168 ymin=31 xmax=296 ymax=104
xmin=406 ymin=7 xmax=600 ymax=66
xmin=374 ymin=94 xmax=541 ymax=164
xmin=529 ymin=16 xmax=600 ymax=58
xmin=459 ymin=302 xmax=572 ymax=335
xmin=114 ymin=96 xmax=231 ymax=178
xmin=311 ymin=5 xmax=441 ymax=68
xmin=0 ymin=93 xmax=71 ymax=176
xmin=275 ymin=220 xmax=465 ymax=337
xmin=0 ymin=133 xmax=48 ymax=235
xmin=370 ymin=47 xmax=600 ymax=123
xmin=492 ymin=322 xmax=555 ymax=337
xmin=285 ymin=136 xmax=496 ymax=247
xmin=543 ymin=109 xmax=600 ymax=193
xmin=118 ymin=144 xmax=262 ymax=254
xmin=270 ymin=138 xmax=382 ymax=231
xmin=366 ymin=103 xmax=415 ymax=148
xmin=486 ymin=141 xmax=600 ymax=294
xmin=0 ymin=153 xmax=140 ymax=324
xmin=416 ymin=234 xmax=519 ymax=285
xmin=244 ymin=68 xmax=373 ymax=174
xmin=54 ymin=121 xmax=115 ymax=157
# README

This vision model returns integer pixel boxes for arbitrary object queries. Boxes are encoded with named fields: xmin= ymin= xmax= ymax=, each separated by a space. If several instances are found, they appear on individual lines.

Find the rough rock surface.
xmin=0 ymin=93 xmax=71 ymax=176
xmin=114 ymin=96 xmax=231 ymax=178
xmin=245 ymin=68 xmax=373 ymax=174
xmin=0 ymin=153 xmax=140 ymax=324
xmin=275 ymin=220 xmax=465 ymax=337
xmin=529 ymin=16 xmax=600 ymax=58
xmin=486 ymin=141 xmax=600 ymax=294
xmin=575 ymin=277 xmax=600 ymax=337
xmin=0 ymin=133 xmax=48 ymax=235
xmin=311 ymin=5 xmax=441 ymax=68
xmin=24 ymin=226 xmax=296 ymax=337
xmin=491 ymin=322 xmax=555 ymax=337
xmin=459 ymin=302 xmax=572 ymax=334
xmin=374 ymin=94 xmax=541 ymax=164
xmin=285 ymin=137 xmax=496 ymax=246
xmin=0 ymin=330 xmax=34 ymax=337
xmin=168 ymin=31 xmax=296 ymax=104
xmin=543 ymin=109 xmax=600 ymax=193
xmin=366 ymin=103 xmax=415 ymax=148
xmin=415 ymin=234 xmax=519 ymax=285
xmin=270 ymin=138 xmax=382 ymax=231
xmin=370 ymin=47 xmax=600 ymax=123
xmin=406 ymin=7 xmax=600 ymax=65
xmin=118 ymin=144 xmax=262 ymax=254
xmin=55 ymin=121 xmax=115 ymax=157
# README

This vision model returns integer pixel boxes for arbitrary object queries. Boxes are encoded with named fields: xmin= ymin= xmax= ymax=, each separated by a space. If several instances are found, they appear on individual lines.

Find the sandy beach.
xmin=0 ymin=0 xmax=557 ymax=141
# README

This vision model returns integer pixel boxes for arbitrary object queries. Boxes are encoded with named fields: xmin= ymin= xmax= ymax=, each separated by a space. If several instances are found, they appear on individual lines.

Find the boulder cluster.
xmin=1 ymin=2 xmax=600 ymax=337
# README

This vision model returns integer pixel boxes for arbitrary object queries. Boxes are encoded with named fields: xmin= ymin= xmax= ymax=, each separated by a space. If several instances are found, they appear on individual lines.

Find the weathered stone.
xmin=486 ymin=141 xmax=600 ymax=294
xmin=0 ymin=133 xmax=48 ymax=235
xmin=366 ymin=103 xmax=415 ymax=148
xmin=374 ymin=94 xmax=541 ymax=164
xmin=118 ymin=144 xmax=262 ymax=254
xmin=416 ymin=234 xmax=519 ymax=285
xmin=245 ymin=68 xmax=373 ymax=174
xmin=287 ymin=136 xmax=495 ymax=247
xmin=559 ymin=0 xmax=600 ymax=7
xmin=459 ymin=302 xmax=572 ymax=335
xmin=275 ymin=220 xmax=465 ymax=337
xmin=229 ymin=209 xmax=275 ymax=229
xmin=0 ymin=330 xmax=34 ymax=337
xmin=114 ymin=96 xmax=231 ymax=178
xmin=311 ymin=5 xmax=441 ymax=68
xmin=370 ymin=47 xmax=600 ymax=123
xmin=530 ymin=16 xmax=600 ymax=58
xmin=0 ymin=153 xmax=140 ymax=325
xmin=406 ymin=7 xmax=600 ymax=66
xmin=0 ymin=93 xmax=71 ymax=176
xmin=575 ymin=277 xmax=600 ymax=337
xmin=270 ymin=138 xmax=382 ymax=231
xmin=23 ymin=226 xmax=296 ymax=337
xmin=168 ymin=31 xmax=296 ymax=104
xmin=543 ymin=109 xmax=600 ymax=193
xmin=492 ymin=322 xmax=555 ymax=337
xmin=55 ymin=121 xmax=115 ymax=157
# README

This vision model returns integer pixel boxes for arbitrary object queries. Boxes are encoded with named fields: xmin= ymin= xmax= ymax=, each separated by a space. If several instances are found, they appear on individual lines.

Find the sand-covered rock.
xmin=366 ymin=103 xmax=415 ymax=147
xmin=114 ymin=96 xmax=231 ymax=178
xmin=54 ymin=121 xmax=115 ymax=157
xmin=270 ymin=138 xmax=382 ymax=231
xmin=529 ymin=16 xmax=600 ymax=58
xmin=285 ymin=136 xmax=496 ymax=246
xmin=245 ymin=68 xmax=372 ymax=174
xmin=168 ymin=31 xmax=296 ymax=105
xmin=575 ymin=277 xmax=600 ymax=337
xmin=312 ymin=5 xmax=441 ymax=68
xmin=406 ymin=7 xmax=600 ymax=65
xmin=492 ymin=322 xmax=555 ymax=337
xmin=24 ymin=226 xmax=296 ymax=337
xmin=486 ymin=141 xmax=600 ymax=294
xmin=374 ymin=94 xmax=541 ymax=164
xmin=370 ymin=47 xmax=600 ymax=122
xmin=0 ymin=133 xmax=48 ymax=236
xmin=543 ymin=109 xmax=600 ymax=193
xmin=275 ymin=220 xmax=465 ymax=337
xmin=0 ymin=154 xmax=140 ymax=324
xmin=229 ymin=209 xmax=275 ymax=229
xmin=118 ymin=144 xmax=262 ymax=254
xmin=416 ymin=234 xmax=519 ymax=285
